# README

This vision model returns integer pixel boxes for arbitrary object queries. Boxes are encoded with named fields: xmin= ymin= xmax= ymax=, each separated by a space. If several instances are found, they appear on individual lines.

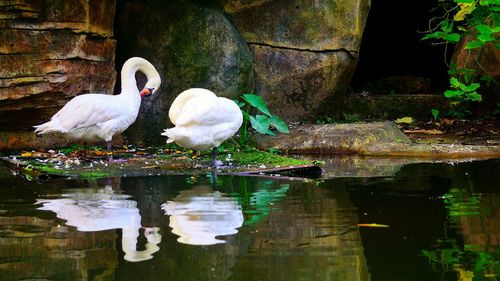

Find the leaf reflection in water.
xmin=162 ymin=186 xmax=244 ymax=245
xmin=36 ymin=185 xmax=161 ymax=262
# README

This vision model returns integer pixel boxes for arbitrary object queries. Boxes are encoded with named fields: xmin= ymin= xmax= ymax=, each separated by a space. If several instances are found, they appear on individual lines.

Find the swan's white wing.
xmin=169 ymin=88 xmax=217 ymax=124
xmin=53 ymin=94 xmax=123 ymax=130
xmin=175 ymin=96 xmax=241 ymax=127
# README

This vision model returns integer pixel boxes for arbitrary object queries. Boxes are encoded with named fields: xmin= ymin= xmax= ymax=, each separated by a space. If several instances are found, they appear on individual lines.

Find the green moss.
xmin=229 ymin=150 xmax=310 ymax=167
xmin=79 ymin=171 xmax=110 ymax=179
xmin=37 ymin=165 xmax=66 ymax=175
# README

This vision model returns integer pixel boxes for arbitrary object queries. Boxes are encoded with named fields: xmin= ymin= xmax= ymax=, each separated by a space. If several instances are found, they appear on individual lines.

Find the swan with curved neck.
xmin=161 ymin=88 xmax=243 ymax=167
xmin=34 ymin=57 xmax=161 ymax=160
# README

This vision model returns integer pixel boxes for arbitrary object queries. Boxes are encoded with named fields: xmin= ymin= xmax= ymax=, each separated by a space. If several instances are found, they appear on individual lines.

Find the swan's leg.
xmin=82 ymin=141 xmax=88 ymax=159
xmin=210 ymin=169 xmax=218 ymax=190
xmin=106 ymin=141 xmax=113 ymax=161
xmin=211 ymin=147 xmax=218 ymax=168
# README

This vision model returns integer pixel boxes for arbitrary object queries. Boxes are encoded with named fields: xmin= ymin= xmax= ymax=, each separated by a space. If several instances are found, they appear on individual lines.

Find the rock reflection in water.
xmin=37 ymin=184 xmax=161 ymax=262
xmin=161 ymin=185 xmax=244 ymax=245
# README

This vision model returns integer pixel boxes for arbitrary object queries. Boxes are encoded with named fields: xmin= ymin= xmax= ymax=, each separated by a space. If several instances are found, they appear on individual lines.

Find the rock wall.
xmin=223 ymin=0 xmax=371 ymax=121
xmin=0 ymin=0 xmax=116 ymax=150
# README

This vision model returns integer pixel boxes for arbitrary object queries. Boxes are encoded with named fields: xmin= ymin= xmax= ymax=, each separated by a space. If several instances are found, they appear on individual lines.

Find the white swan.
xmin=161 ymin=186 xmax=244 ymax=245
xmin=34 ymin=57 xmax=161 ymax=160
xmin=161 ymin=88 xmax=243 ymax=167
xmin=36 ymin=186 xmax=162 ymax=262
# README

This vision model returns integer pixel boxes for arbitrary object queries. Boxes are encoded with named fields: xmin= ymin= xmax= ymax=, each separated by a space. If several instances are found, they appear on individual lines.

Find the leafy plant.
xmin=422 ymin=0 xmax=499 ymax=111
xmin=422 ymin=187 xmax=500 ymax=279
xmin=235 ymin=93 xmax=289 ymax=149
xmin=431 ymin=108 xmax=441 ymax=120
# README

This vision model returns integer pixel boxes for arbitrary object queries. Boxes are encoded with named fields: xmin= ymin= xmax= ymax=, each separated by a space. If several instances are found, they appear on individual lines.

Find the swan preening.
xmin=34 ymin=57 xmax=161 ymax=160
xmin=161 ymin=88 xmax=243 ymax=167
xmin=36 ymin=186 xmax=161 ymax=262
xmin=161 ymin=185 xmax=244 ymax=245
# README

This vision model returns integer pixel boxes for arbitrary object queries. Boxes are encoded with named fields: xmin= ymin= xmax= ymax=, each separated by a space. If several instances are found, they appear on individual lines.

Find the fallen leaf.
xmin=403 ymin=129 xmax=444 ymax=135
xmin=395 ymin=117 xmax=413 ymax=124
xmin=358 ymin=223 xmax=390 ymax=228
xmin=20 ymin=152 xmax=32 ymax=157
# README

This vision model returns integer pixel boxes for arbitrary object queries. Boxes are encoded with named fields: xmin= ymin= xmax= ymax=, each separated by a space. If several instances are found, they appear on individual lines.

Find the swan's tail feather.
xmin=161 ymin=129 xmax=175 ymax=143
xmin=33 ymin=121 xmax=67 ymax=135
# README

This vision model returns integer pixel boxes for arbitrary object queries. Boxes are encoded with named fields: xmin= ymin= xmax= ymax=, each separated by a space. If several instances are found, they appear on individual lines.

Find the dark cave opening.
xmin=350 ymin=0 xmax=452 ymax=95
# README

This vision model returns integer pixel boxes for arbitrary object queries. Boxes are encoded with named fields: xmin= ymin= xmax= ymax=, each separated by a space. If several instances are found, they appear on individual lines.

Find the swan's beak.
xmin=140 ymin=88 xmax=154 ymax=97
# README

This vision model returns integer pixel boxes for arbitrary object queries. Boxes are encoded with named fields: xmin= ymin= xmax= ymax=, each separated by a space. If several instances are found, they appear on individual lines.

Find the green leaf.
xmin=477 ymin=33 xmax=495 ymax=42
xmin=422 ymin=33 xmax=438 ymax=40
xmin=249 ymin=115 xmax=274 ymax=135
xmin=450 ymin=77 xmax=463 ymax=88
xmin=444 ymin=90 xmax=463 ymax=98
xmin=242 ymin=111 xmax=251 ymax=121
xmin=242 ymin=94 xmax=272 ymax=116
xmin=476 ymin=24 xmax=493 ymax=35
xmin=465 ymin=40 xmax=484 ymax=49
xmin=431 ymin=109 xmax=440 ymax=120
xmin=444 ymin=33 xmax=461 ymax=43
xmin=456 ymin=0 xmax=474 ymax=3
xmin=234 ymin=99 xmax=245 ymax=108
xmin=467 ymin=92 xmax=482 ymax=101
xmin=465 ymin=83 xmax=480 ymax=92
xmin=269 ymin=115 xmax=289 ymax=133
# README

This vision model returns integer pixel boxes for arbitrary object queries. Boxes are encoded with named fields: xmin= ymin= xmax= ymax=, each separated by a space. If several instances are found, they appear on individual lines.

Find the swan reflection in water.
xmin=162 ymin=185 xmax=244 ymax=245
xmin=36 ymin=185 xmax=161 ymax=262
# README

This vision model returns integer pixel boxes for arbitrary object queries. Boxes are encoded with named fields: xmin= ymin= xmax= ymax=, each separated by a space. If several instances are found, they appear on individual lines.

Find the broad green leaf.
xmin=444 ymin=90 xmax=463 ymax=98
xmin=269 ymin=115 xmax=289 ymax=133
xmin=476 ymin=24 xmax=493 ymax=35
xmin=242 ymin=94 xmax=272 ymax=116
xmin=467 ymin=92 xmax=482 ymax=101
xmin=422 ymin=33 xmax=438 ymax=40
xmin=477 ymin=33 xmax=495 ymax=42
xmin=456 ymin=0 xmax=474 ymax=3
xmin=450 ymin=77 xmax=463 ymax=88
xmin=443 ymin=33 xmax=461 ymax=43
xmin=465 ymin=40 xmax=484 ymax=49
xmin=249 ymin=115 xmax=274 ymax=135
xmin=465 ymin=83 xmax=480 ymax=92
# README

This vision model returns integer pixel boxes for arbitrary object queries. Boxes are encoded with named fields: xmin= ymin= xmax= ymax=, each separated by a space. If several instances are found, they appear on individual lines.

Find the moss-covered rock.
xmin=222 ymin=0 xmax=370 ymax=121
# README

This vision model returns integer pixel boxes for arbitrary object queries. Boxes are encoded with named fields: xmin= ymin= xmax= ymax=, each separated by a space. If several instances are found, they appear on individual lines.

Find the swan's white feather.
xmin=34 ymin=57 xmax=161 ymax=143
xmin=162 ymin=88 xmax=243 ymax=151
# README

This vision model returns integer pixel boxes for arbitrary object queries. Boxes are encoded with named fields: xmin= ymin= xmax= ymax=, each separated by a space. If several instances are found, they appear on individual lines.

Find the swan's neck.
xmin=120 ymin=57 xmax=158 ymax=98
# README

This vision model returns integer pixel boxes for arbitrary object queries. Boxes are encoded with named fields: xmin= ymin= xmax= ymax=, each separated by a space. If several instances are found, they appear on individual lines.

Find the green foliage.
xmin=444 ymin=77 xmax=482 ymax=102
xmin=431 ymin=108 xmax=441 ymax=120
xmin=422 ymin=0 xmax=499 ymax=113
xmin=235 ymin=93 xmax=289 ymax=149
xmin=422 ymin=187 xmax=500 ymax=279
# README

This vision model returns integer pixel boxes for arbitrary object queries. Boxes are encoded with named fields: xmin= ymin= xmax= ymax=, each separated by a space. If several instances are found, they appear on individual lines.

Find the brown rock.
xmin=0 ymin=0 xmax=116 ymax=150
xmin=223 ymin=0 xmax=370 ymax=121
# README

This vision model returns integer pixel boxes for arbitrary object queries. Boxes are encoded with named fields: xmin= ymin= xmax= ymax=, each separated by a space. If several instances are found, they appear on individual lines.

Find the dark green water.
xmin=0 ymin=158 xmax=498 ymax=281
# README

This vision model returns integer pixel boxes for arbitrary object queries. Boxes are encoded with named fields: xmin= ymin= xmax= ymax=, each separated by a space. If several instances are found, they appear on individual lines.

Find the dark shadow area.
xmin=351 ymin=0 xmax=452 ymax=95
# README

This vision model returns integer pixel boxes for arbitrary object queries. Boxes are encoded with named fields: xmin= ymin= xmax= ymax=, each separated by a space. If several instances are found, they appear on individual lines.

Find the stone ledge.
xmin=256 ymin=121 xmax=500 ymax=158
